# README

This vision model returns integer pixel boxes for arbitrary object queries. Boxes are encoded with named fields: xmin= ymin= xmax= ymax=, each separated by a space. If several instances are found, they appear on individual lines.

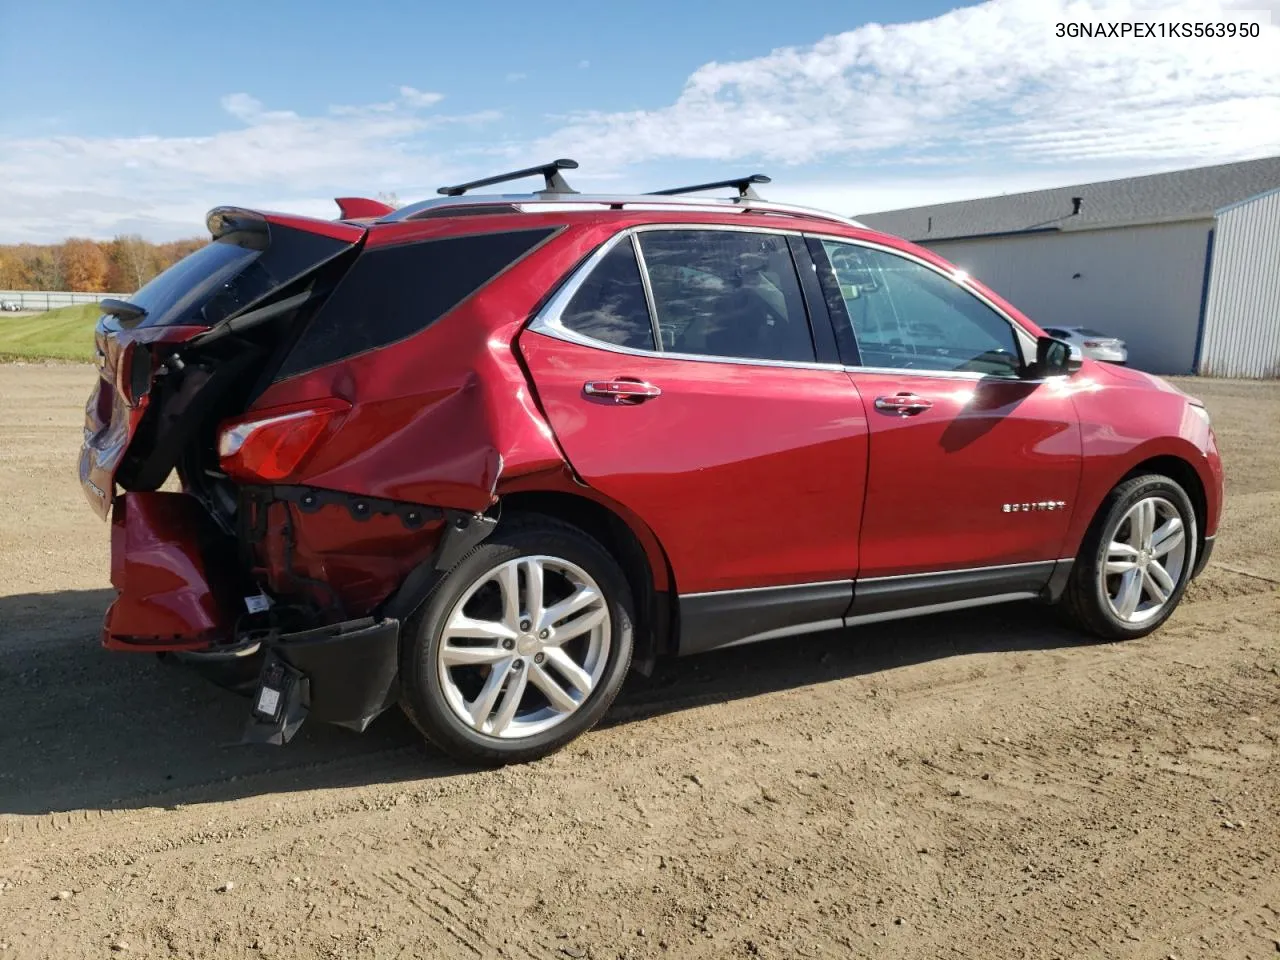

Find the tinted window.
xmin=128 ymin=239 xmax=259 ymax=328
xmin=278 ymin=228 xmax=554 ymax=378
xmin=638 ymin=231 xmax=815 ymax=363
xmin=821 ymin=241 xmax=1021 ymax=376
xmin=1043 ymin=327 xmax=1070 ymax=338
xmin=560 ymin=240 xmax=655 ymax=350
xmin=125 ymin=225 xmax=354 ymax=330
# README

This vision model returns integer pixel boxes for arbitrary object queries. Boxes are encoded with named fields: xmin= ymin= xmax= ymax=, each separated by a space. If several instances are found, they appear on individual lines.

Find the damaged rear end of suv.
xmin=83 ymin=160 xmax=1224 ymax=766
xmin=81 ymin=197 xmax=592 ymax=754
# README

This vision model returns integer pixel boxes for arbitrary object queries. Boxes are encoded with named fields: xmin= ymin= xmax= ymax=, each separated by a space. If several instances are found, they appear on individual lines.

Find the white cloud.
xmin=397 ymin=86 xmax=445 ymax=108
xmin=534 ymin=0 xmax=1280 ymax=168
xmin=2 ymin=0 xmax=1277 ymax=243
xmin=0 ymin=87 xmax=496 ymax=242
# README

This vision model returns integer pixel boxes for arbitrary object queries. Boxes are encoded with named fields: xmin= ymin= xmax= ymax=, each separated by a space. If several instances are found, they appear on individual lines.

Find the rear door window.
xmin=559 ymin=239 xmax=655 ymax=350
xmin=637 ymin=231 xmax=816 ymax=363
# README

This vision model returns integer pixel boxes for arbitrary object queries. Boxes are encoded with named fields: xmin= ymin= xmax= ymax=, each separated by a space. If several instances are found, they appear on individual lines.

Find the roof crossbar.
xmin=648 ymin=174 xmax=771 ymax=200
xmin=437 ymin=159 xmax=580 ymax=197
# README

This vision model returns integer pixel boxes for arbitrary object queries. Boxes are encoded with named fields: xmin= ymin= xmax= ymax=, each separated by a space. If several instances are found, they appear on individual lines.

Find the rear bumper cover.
xmin=104 ymin=490 xmax=499 ymax=742
xmin=103 ymin=492 xmax=237 ymax=651
xmin=243 ymin=617 xmax=402 ymax=744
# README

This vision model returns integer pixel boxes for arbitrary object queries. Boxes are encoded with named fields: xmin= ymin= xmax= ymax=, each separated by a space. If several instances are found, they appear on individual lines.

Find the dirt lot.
xmin=1 ymin=364 xmax=1277 ymax=960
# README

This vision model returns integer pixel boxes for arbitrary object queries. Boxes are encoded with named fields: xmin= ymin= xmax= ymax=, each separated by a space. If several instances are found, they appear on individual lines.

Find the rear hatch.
xmin=80 ymin=208 xmax=365 ymax=517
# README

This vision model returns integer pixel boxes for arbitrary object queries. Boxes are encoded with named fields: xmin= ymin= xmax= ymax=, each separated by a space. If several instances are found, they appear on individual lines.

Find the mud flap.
xmin=242 ymin=617 xmax=401 ymax=745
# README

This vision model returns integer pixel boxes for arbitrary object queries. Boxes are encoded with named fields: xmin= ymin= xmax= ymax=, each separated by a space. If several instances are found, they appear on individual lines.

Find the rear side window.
xmin=638 ymin=231 xmax=815 ymax=363
xmin=277 ymin=228 xmax=555 ymax=378
xmin=560 ymin=239 xmax=655 ymax=350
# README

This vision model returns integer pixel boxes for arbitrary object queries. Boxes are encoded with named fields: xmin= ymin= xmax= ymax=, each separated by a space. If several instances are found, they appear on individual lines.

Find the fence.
xmin=0 ymin=290 xmax=130 ymax=312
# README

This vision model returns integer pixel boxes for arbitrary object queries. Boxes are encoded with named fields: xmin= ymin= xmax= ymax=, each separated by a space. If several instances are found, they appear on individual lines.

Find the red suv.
xmin=81 ymin=161 xmax=1223 ymax=764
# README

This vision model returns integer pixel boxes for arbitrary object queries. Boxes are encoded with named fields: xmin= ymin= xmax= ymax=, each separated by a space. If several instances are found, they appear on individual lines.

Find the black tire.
xmin=399 ymin=514 xmax=635 ymax=765
xmin=1060 ymin=474 xmax=1198 ymax=640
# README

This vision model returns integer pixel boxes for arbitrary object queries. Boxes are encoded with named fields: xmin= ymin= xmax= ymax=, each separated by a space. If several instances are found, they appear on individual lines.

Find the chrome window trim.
xmin=629 ymin=233 xmax=663 ymax=350
xmin=527 ymin=223 xmax=845 ymax=372
xmin=804 ymin=231 xmax=1043 ymax=375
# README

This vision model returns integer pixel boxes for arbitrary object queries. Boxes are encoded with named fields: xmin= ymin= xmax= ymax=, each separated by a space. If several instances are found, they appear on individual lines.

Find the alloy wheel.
xmin=436 ymin=555 xmax=612 ymax=739
xmin=1101 ymin=496 xmax=1189 ymax=625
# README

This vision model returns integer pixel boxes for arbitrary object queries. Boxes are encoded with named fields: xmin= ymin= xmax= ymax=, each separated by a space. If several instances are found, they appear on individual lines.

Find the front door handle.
xmin=583 ymin=378 xmax=662 ymax=403
xmin=874 ymin=392 xmax=932 ymax=416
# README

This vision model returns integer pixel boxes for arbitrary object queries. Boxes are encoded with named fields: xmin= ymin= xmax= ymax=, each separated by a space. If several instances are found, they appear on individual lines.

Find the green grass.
xmin=0 ymin=303 xmax=100 ymax=362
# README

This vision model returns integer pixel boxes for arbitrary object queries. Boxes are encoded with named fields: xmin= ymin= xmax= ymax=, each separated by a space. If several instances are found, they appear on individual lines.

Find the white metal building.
xmin=856 ymin=157 xmax=1280 ymax=377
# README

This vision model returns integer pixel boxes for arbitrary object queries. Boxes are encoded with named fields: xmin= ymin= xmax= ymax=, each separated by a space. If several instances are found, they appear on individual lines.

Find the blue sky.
xmin=1 ymin=0 xmax=1277 ymax=242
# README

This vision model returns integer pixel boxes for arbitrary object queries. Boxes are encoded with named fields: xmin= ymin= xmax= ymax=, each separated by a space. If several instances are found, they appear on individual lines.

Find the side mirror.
xmin=1031 ymin=336 xmax=1083 ymax=378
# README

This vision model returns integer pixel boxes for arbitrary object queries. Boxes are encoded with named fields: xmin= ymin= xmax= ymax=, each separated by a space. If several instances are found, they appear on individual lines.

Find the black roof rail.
xmin=437 ymin=159 xmax=580 ymax=197
xmin=648 ymin=174 xmax=771 ymax=200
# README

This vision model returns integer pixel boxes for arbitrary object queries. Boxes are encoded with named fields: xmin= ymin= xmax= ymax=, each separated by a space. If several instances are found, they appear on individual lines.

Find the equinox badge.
xmin=1003 ymin=501 xmax=1067 ymax=513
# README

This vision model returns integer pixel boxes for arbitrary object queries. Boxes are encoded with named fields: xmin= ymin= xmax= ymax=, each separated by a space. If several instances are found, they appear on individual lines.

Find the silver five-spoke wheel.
xmin=436 ymin=555 xmax=611 ymax=739
xmin=1102 ymin=495 xmax=1188 ymax=625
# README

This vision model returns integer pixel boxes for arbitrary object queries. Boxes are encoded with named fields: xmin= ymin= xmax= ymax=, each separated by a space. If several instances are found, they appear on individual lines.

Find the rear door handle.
xmin=583 ymin=378 xmax=662 ymax=403
xmin=873 ymin=392 xmax=932 ymax=416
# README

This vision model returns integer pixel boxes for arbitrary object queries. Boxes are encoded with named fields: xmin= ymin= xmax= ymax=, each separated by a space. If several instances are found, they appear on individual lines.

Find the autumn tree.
xmin=0 ymin=234 xmax=209 ymax=292
xmin=0 ymin=250 xmax=23 ymax=289
xmin=62 ymin=238 xmax=110 ymax=292
xmin=24 ymin=247 xmax=64 ymax=290
xmin=107 ymin=235 xmax=155 ymax=292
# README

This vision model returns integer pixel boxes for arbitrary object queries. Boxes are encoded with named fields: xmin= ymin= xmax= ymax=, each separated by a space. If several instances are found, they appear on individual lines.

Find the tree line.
xmin=0 ymin=237 xmax=208 ymax=294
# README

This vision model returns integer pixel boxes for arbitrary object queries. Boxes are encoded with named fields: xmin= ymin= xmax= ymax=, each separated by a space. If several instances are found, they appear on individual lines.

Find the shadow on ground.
xmin=0 ymin=589 xmax=1091 ymax=816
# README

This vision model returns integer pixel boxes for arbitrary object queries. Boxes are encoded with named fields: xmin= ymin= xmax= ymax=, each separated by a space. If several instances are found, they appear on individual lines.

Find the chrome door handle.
xmin=583 ymin=379 xmax=662 ymax=403
xmin=874 ymin=392 xmax=932 ymax=416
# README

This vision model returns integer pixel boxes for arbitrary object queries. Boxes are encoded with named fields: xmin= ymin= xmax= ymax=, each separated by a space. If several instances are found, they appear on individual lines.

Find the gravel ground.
xmin=1 ymin=364 xmax=1277 ymax=960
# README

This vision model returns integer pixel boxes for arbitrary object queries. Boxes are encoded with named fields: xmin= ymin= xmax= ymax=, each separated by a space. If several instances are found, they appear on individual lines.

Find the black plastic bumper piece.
xmin=243 ymin=617 xmax=401 ymax=745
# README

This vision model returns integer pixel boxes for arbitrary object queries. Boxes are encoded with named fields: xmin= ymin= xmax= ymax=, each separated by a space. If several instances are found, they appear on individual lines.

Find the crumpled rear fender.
xmin=249 ymin=232 xmax=590 ymax=511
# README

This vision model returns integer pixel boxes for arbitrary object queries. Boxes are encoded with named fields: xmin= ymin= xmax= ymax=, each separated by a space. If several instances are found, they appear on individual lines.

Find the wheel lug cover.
xmin=534 ymin=652 xmax=545 ymax=664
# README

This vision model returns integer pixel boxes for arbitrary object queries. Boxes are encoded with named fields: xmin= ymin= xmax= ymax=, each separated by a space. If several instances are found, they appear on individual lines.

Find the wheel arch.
xmin=1069 ymin=446 xmax=1209 ymax=574
xmin=498 ymin=489 xmax=678 ymax=669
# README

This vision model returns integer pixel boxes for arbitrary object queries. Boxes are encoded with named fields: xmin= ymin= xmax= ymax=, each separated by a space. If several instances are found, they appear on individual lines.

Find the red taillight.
xmin=217 ymin=399 xmax=350 ymax=482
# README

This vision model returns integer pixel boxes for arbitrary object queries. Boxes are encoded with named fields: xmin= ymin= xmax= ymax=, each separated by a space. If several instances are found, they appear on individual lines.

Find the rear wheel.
xmin=400 ymin=516 xmax=634 ymax=765
xmin=1060 ymin=474 xmax=1197 ymax=640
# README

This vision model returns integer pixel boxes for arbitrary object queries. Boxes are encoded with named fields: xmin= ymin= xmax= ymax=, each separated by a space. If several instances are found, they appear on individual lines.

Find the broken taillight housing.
xmin=217 ymin=399 xmax=350 ymax=482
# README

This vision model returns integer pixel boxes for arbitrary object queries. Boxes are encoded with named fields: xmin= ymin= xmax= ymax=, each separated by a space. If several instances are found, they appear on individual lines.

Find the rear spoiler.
xmin=334 ymin=197 xmax=396 ymax=220
xmin=206 ymin=206 xmax=366 ymax=243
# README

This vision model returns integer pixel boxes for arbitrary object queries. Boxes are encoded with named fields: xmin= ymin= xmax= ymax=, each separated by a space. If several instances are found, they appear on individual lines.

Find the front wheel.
xmin=1060 ymin=474 xmax=1197 ymax=640
xmin=399 ymin=516 xmax=635 ymax=765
